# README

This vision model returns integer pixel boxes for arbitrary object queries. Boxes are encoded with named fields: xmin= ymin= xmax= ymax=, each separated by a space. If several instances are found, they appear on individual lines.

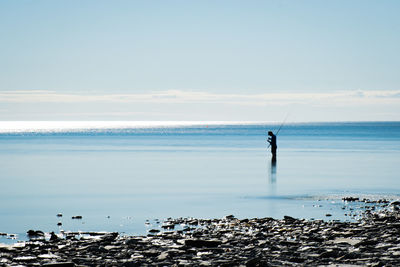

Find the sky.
xmin=0 ymin=0 xmax=399 ymax=122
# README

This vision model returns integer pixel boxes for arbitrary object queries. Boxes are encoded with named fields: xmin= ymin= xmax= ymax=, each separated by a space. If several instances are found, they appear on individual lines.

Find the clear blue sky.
xmin=0 ymin=0 xmax=399 ymax=121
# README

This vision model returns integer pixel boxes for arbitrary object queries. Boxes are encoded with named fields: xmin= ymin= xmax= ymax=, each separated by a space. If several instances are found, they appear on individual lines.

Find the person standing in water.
xmin=267 ymin=131 xmax=277 ymax=161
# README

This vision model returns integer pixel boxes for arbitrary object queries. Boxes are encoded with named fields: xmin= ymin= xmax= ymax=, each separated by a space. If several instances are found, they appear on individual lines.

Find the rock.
xmin=3 ymin=199 xmax=400 ymax=266
xmin=355 ymin=239 xmax=379 ymax=247
xmin=27 ymin=230 xmax=44 ymax=238
xmin=104 ymin=245 xmax=119 ymax=250
xmin=161 ymin=223 xmax=175 ymax=229
xmin=122 ymin=262 xmax=142 ymax=267
xmin=331 ymin=237 xmax=361 ymax=246
xmin=14 ymin=256 xmax=37 ymax=262
xmin=125 ymin=238 xmax=142 ymax=246
xmin=38 ymin=254 xmax=60 ymax=259
xmin=188 ymin=219 xmax=199 ymax=225
xmin=157 ymin=251 xmax=169 ymax=260
xmin=101 ymin=232 xmax=118 ymax=241
xmin=185 ymin=239 xmax=222 ymax=248
xmin=245 ymin=257 xmax=268 ymax=267
xmin=50 ymin=231 xmax=59 ymax=241
xmin=319 ymin=249 xmax=341 ymax=258
xmin=142 ymin=249 xmax=160 ymax=257
xmin=225 ymin=215 xmax=235 ymax=220
xmin=342 ymin=197 xmax=359 ymax=202
xmin=199 ymin=260 xmax=212 ymax=266
xmin=284 ymin=215 xmax=297 ymax=223
xmin=43 ymin=263 xmax=75 ymax=267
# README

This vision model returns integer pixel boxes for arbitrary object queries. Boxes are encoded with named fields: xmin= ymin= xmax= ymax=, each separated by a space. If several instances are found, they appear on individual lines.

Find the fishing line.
xmin=267 ymin=111 xmax=291 ymax=148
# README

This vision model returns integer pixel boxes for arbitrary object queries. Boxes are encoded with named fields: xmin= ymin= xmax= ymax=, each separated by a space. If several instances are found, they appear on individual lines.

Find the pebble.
xmin=27 ymin=230 xmax=44 ymax=237
xmin=1 ymin=198 xmax=400 ymax=266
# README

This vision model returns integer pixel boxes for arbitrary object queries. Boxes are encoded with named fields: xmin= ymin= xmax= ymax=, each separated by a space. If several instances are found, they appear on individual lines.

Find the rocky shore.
xmin=2 ymin=199 xmax=400 ymax=266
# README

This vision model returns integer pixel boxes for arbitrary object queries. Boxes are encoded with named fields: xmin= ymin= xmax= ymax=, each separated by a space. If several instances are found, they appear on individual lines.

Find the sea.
xmin=1 ymin=121 xmax=400 ymax=243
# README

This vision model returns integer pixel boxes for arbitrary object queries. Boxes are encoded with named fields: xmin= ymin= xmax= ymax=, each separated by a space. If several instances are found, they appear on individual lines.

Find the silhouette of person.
xmin=267 ymin=131 xmax=277 ymax=161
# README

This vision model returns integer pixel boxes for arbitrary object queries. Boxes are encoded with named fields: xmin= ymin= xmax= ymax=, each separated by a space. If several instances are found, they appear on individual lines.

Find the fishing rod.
xmin=275 ymin=112 xmax=290 ymax=136
xmin=267 ymin=113 xmax=290 ymax=148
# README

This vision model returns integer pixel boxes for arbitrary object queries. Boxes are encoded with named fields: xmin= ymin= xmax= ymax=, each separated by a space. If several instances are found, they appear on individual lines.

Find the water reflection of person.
xmin=269 ymin=159 xmax=277 ymax=184
xmin=267 ymin=131 xmax=277 ymax=161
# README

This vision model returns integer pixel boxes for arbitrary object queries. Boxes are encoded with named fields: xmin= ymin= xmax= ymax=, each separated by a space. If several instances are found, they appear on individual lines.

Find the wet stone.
xmin=185 ymin=239 xmax=222 ymax=248
xmin=3 ymin=202 xmax=400 ymax=266
xmin=27 ymin=230 xmax=45 ymax=237
xmin=43 ymin=262 xmax=75 ymax=267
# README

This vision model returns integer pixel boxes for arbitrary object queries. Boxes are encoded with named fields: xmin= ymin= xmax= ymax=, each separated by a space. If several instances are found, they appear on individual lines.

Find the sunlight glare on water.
xmin=0 ymin=121 xmax=272 ymax=133
xmin=0 ymin=121 xmax=399 ymax=243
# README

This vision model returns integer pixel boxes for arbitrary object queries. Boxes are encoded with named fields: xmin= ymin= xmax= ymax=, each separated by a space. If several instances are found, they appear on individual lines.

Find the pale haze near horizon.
xmin=0 ymin=0 xmax=399 ymax=122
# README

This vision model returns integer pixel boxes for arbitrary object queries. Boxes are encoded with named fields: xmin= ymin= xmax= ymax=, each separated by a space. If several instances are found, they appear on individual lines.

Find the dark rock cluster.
xmin=1 ymin=200 xmax=400 ymax=266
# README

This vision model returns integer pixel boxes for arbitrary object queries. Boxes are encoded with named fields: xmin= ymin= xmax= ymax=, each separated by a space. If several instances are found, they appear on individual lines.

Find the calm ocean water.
xmin=1 ymin=121 xmax=400 ymax=243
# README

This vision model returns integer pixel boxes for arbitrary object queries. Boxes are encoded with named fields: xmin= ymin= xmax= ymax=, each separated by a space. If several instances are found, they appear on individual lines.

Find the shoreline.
xmin=1 ymin=199 xmax=400 ymax=266
xmin=0 ymin=195 xmax=393 ymax=245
